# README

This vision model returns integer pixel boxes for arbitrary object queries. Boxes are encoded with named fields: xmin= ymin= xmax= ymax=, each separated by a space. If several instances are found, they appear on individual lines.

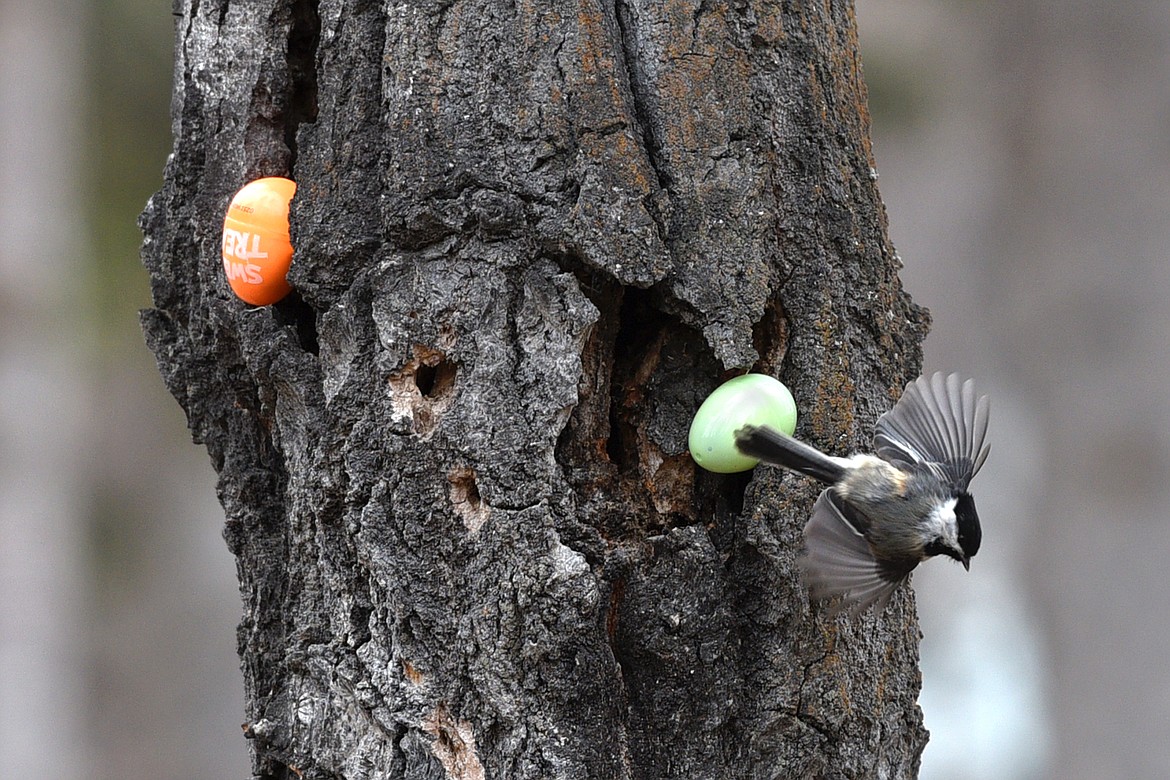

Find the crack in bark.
xmin=794 ymin=632 xmax=837 ymax=739
xmin=285 ymin=0 xmax=321 ymax=170
xmin=611 ymin=0 xmax=672 ymax=239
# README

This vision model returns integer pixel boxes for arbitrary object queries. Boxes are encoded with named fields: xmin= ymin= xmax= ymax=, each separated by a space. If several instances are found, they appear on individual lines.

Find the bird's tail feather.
xmin=734 ymin=424 xmax=846 ymax=485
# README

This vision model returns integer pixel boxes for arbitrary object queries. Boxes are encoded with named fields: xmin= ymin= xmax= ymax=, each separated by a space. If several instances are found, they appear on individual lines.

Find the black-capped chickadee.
xmin=735 ymin=372 xmax=990 ymax=615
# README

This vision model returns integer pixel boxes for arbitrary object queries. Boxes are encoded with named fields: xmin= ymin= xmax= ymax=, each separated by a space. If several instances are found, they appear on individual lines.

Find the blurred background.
xmin=2 ymin=0 xmax=1166 ymax=777
xmin=0 ymin=1 xmax=246 ymax=777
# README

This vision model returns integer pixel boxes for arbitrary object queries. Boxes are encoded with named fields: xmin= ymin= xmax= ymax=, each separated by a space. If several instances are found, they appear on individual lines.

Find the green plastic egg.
xmin=688 ymin=374 xmax=798 ymax=473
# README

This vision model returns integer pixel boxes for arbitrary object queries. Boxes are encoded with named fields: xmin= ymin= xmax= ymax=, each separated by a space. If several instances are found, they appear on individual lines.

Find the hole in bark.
xmin=447 ymin=466 xmax=488 ymax=532
xmin=415 ymin=356 xmax=457 ymax=399
xmin=751 ymin=294 xmax=789 ymax=376
xmin=388 ymin=343 xmax=456 ymax=437
xmin=273 ymin=291 xmax=319 ymax=355
xmin=551 ymin=260 xmax=755 ymax=545
xmin=284 ymin=0 xmax=320 ymax=167
xmin=606 ymin=287 xmax=661 ymax=476
xmin=448 ymin=467 xmax=481 ymax=507
xmin=604 ymin=408 xmax=633 ymax=471
xmin=388 ymin=345 xmax=459 ymax=436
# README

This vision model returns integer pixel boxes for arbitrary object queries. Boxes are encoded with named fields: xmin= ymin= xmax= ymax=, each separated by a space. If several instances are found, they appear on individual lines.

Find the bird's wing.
xmin=873 ymin=372 xmax=990 ymax=491
xmin=799 ymin=490 xmax=910 ymax=617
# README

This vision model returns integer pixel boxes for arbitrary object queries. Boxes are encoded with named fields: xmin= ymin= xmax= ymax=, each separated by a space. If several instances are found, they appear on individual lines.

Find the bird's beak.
xmin=961 ymin=556 xmax=971 ymax=572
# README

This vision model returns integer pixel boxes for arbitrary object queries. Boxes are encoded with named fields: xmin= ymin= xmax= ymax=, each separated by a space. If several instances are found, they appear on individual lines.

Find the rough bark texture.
xmin=141 ymin=0 xmax=930 ymax=778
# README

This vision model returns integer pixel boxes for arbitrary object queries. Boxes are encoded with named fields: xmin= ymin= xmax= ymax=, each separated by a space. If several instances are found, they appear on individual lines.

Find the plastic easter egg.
xmin=221 ymin=176 xmax=296 ymax=305
xmin=689 ymin=374 xmax=797 ymax=473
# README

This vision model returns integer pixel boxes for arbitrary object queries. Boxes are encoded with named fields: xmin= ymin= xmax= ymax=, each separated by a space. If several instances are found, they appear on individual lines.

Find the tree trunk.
xmin=141 ymin=0 xmax=930 ymax=778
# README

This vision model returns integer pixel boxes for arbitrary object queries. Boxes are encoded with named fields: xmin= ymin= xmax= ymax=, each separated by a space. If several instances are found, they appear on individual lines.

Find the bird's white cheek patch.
xmin=926 ymin=497 xmax=960 ymax=547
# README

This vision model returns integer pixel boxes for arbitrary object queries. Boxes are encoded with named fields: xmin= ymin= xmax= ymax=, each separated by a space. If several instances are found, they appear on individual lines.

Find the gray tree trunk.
xmin=141 ymin=0 xmax=930 ymax=778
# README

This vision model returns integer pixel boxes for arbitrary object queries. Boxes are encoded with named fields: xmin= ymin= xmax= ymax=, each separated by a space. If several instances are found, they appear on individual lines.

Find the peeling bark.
xmin=142 ymin=0 xmax=930 ymax=777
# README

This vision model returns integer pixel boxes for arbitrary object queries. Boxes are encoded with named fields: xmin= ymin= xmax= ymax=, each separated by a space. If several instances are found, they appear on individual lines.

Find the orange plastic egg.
xmin=221 ymin=176 xmax=296 ymax=305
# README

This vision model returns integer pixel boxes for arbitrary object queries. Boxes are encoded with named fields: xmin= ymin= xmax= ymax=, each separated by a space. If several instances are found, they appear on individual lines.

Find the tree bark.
xmin=141 ymin=0 xmax=930 ymax=778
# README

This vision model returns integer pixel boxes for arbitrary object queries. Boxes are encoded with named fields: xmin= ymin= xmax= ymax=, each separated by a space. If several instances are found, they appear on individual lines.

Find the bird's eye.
xmin=923 ymin=539 xmax=948 ymax=557
xmin=923 ymin=538 xmax=961 ymax=561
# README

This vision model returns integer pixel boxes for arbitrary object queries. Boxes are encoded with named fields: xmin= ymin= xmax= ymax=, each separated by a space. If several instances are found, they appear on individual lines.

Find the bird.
xmin=734 ymin=372 xmax=990 ymax=615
